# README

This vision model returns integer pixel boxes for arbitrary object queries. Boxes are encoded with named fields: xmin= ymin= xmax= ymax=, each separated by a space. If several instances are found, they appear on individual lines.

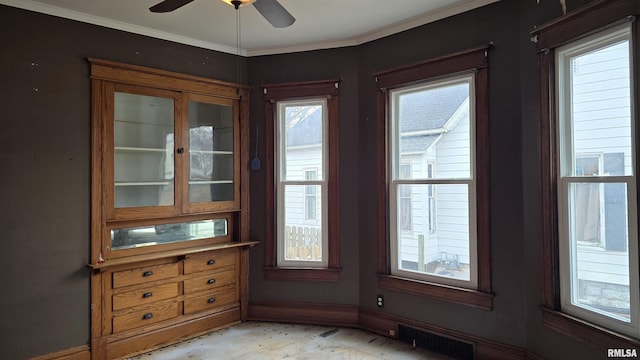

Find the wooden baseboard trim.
xmin=38 ymin=304 xmax=528 ymax=360
xmin=249 ymin=302 xmax=527 ymax=360
xmin=30 ymin=345 xmax=90 ymax=360
xmin=248 ymin=301 xmax=359 ymax=327
xmin=359 ymin=307 xmax=527 ymax=360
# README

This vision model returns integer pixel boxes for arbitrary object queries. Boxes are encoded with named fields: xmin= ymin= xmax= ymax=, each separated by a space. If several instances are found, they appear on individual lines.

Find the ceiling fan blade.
xmin=253 ymin=0 xmax=295 ymax=28
xmin=149 ymin=0 xmax=195 ymax=13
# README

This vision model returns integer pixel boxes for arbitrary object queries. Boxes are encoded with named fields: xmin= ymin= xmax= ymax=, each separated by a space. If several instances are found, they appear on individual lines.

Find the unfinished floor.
xmin=127 ymin=321 xmax=454 ymax=359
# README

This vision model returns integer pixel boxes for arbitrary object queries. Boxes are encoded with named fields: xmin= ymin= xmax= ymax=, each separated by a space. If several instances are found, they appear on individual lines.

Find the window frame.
xmin=275 ymin=99 xmax=328 ymax=268
xmin=263 ymin=80 xmax=341 ymax=282
xmin=389 ymin=75 xmax=478 ymax=288
xmin=531 ymin=0 xmax=640 ymax=348
xmin=375 ymin=46 xmax=493 ymax=310
xmin=556 ymin=23 xmax=639 ymax=336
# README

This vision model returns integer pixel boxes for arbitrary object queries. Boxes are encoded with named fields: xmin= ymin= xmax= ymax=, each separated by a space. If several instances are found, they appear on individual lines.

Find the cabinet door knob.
xmin=142 ymin=313 xmax=153 ymax=320
xmin=207 ymin=279 xmax=216 ymax=284
xmin=142 ymin=271 xmax=153 ymax=277
xmin=142 ymin=292 xmax=153 ymax=298
xmin=177 ymin=147 xmax=184 ymax=154
xmin=207 ymin=297 xmax=216 ymax=304
xmin=207 ymin=259 xmax=216 ymax=265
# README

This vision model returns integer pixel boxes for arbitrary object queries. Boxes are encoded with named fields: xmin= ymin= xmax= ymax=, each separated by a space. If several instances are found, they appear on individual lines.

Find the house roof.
xmin=398 ymin=83 xmax=468 ymax=153
xmin=286 ymin=106 xmax=322 ymax=147
xmin=399 ymin=82 xmax=469 ymax=133
xmin=284 ymin=83 xmax=468 ymax=149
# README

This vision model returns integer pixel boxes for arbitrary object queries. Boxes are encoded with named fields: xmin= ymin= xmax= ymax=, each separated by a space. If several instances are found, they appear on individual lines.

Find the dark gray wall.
xmin=0 ymin=5 xmax=245 ymax=359
xmin=356 ymin=0 xmax=526 ymax=347
xmin=247 ymin=46 xmax=361 ymax=305
xmin=0 ymin=0 xmax=619 ymax=359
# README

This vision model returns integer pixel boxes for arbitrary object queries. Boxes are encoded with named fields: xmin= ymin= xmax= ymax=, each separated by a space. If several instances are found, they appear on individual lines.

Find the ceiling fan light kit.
xmin=221 ymin=0 xmax=256 ymax=8
xmin=150 ymin=0 xmax=295 ymax=28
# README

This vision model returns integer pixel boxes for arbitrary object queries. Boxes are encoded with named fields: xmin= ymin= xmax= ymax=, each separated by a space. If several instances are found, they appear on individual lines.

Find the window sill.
xmin=264 ymin=266 xmax=341 ymax=282
xmin=378 ymin=274 xmax=493 ymax=310
xmin=541 ymin=306 xmax=640 ymax=349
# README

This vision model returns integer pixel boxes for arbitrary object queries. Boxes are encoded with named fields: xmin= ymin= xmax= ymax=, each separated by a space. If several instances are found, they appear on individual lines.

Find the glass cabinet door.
xmin=184 ymin=94 xmax=240 ymax=212
xmin=107 ymin=84 xmax=179 ymax=219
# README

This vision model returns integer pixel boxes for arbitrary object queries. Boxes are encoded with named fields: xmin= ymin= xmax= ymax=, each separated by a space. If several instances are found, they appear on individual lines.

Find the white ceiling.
xmin=2 ymin=0 xmax=499 ymax=56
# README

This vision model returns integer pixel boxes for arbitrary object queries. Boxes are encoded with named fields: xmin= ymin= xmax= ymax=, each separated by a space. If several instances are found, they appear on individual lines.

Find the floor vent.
xmin=397 ymin=324 xmax=474 ymax=360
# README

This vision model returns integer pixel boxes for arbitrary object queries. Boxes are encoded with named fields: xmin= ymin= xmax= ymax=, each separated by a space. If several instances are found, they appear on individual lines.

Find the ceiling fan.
xmin=149 ymin=0 xmax=295 ymax=28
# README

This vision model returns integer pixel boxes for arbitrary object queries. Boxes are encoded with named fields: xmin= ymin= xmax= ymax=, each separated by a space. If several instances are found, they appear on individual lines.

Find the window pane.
xmin=568 ymin=182 xmax=630 ymax=321
xmin=570 ymin=40 xmax=632 ymax=176
xmin=114 ymin=92 xmax=174 ymax=208
xmin=397 ymin=184 xmax=470 ymax=281
xmin=188 ymin=100 xmax=234 ymax=203
xmin=283 ymin=185 xmax=322 ymax=262
xmin=396 ymin=82 xmax=470 ymax=180
xmin=281 ymin=104 xmax=323 ymax=181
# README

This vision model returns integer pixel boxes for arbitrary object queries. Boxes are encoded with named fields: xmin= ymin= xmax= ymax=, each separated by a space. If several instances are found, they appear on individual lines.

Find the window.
xmin=399 ymin=163 xmax=413 ymax=231
xmin=557 ymin=24 xmax=638 ymax=336
xmin=263 ymin=80 xmax=340 ymax=281
xmin=391 ymin=76 xmax=475 ymax=286
xmin=533 ymin=0 xmax=640 ymax=347
xmin=305 ymin=169 xmax=318 ymax=221
xmin=277 ymin=100 xmax=327 ymax=267
xmin=375 ymin=46 xmax=492 ymax=309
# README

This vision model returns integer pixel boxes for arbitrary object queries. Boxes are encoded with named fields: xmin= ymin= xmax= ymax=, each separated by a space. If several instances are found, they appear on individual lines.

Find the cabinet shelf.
xmin=88 ymin=241 xmax=258 ymax=269
xmin=190 ymin=150 xmax=233 ymax=155
xmin=116 ymin=181 xmax=172 ymax=186
xmin=115 ymin=146 xmax=169 ymax=153
xmin=189 ymin=180 xmax=233 ymax=185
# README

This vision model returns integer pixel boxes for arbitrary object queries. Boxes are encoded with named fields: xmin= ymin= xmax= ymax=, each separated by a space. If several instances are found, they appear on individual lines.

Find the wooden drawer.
xmin=113 ymin=282 xmax=178 ymax=311
xmin=183 ymin=288 xmax=238 ymax=315
xmin=112 ymin=263 xmax=179 ymax=288
xmin=113 ymin=302 xmax=179 ymax=333
xmin=184 ymin=250 xmax=237 ymax=275
xmin=184 ymin=269 xmax=236 ymax=295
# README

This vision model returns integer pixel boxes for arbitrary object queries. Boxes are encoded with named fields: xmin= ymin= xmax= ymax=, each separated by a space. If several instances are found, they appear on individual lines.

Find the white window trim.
xmin=388 ymin=74 xmax=478 ymax=289
xmin=556 ymin=23 xmax=640 ymax=337
xmin=275 ymin=99 xmax=329 ymax=268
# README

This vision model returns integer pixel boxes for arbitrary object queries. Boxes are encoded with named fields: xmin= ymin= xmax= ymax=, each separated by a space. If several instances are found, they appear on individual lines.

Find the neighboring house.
xmin=396 ymin=83 xmax=471 ymax=277
xmin=569 ymin=40 xmax=631 ymax=312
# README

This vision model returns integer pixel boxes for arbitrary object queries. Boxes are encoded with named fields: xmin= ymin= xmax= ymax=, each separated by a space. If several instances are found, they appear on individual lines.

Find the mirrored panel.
xmin=111 ymin=218 xmax=228 ymax=250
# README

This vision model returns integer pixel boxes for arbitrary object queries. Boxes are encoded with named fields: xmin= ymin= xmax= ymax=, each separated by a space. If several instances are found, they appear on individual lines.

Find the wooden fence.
xmin=285 ymin=225 xmax=321 ymax=261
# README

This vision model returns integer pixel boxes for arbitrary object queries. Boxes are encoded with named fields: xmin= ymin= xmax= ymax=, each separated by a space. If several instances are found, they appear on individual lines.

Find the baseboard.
xmin=35 ymin=303 xmax=529 ymax=360
xmin=359 ymin=307 xmax=527 ymax=360
xmin=249 ymin=302 xmax=528 ymax=360
xmin=30 ymin=345 xmax=90 ymax=360
xmin=248 ymin=301 xmax=359 ymax=327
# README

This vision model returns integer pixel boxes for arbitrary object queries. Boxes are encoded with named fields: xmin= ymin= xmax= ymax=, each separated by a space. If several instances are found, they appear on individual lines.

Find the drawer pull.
xmin=142 ymin=271 xmax=153 ymax=277
xmin=207 ymin=297 xmax=216 ymax=304
xmin=207 ymin=259 xmax=216 ymax=265
xmin=142 ymin=313 xmax=153 ymax=320
xmin=207 ymin=279 xmax=216 ymax=284
xmin=142 ymin=292 xmax=153 ymax=298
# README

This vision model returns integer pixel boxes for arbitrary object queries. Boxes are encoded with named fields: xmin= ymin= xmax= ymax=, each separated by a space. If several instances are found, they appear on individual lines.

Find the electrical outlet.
xmin=376 ymin=294 xmax=384 ymax=308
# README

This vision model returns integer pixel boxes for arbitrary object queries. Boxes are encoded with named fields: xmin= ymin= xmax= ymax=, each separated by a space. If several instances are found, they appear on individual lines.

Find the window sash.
xmin=556 ymin=23 xmax=640 ymax=336
xmin=388 ymin=74 xmax=478 ymax=289
xmin=275 ymin=99 xmax=329 ymax=268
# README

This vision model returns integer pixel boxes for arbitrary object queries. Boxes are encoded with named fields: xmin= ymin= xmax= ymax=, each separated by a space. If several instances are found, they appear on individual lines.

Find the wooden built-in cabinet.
xmin=89 ymin=58 xmax=255 ymax=360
